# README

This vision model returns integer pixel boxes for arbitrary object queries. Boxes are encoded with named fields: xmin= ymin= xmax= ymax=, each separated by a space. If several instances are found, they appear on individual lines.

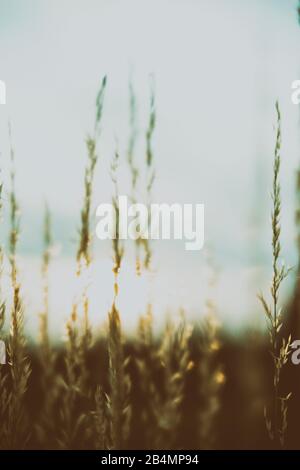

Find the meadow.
xmin=0 ymin=67 xmax=300 ymax=450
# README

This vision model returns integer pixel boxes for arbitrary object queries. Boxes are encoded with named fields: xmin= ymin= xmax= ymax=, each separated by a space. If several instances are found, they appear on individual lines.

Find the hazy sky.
xmin=0 ymin=0 xmax=299 ymax=336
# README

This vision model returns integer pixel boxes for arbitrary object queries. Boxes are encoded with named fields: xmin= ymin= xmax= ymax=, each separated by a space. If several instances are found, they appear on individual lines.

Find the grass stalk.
xmin=106 ymin=149 xmax=131 ymax=450
xmin=5 ymin=124 xmax=31 ymax=449
xmin=258 ymin=101 xmax=292 ymax=447
xmin=142 ymin=78 xmax=156 ymax=269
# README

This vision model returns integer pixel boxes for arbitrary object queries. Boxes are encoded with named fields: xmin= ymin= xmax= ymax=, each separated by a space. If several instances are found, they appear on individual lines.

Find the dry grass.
xmin=258 ymin=102 xmax=292 ymax=447
xmin=106 ymin=146 xmax=131 ymax=450
xmin=3 ymin=125 xmax=31 ymax=449
xmin=57 ymin=77 xmax=107 ymax=449
xmin=142 ymin=78 xmax=156 ymax=270
xmin=0 ymin=91 xmax=297 ymax=451
xmin=0 ymin=179 xmax=8 ymax=448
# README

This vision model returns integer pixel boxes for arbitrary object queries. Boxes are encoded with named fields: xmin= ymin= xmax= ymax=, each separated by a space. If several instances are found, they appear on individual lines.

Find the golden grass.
xmin=3 ymin=124 xmax=31 ymax=449
xmin=0 ymin=91 xmax=296 ymax=450
xmin=258 ymin=102 xmax=292 ymax=447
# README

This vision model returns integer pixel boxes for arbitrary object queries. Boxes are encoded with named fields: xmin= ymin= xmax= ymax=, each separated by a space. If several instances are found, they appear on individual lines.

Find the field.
xmin=0 ymin=81 xmax=300 ymax=450
xmin=0 ymin=0 xmax=300 ymax=452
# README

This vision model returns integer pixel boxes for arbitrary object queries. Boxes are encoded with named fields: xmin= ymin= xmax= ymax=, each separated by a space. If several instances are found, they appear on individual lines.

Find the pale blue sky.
xmin=0 ymin=0 xmax=299 ymax=336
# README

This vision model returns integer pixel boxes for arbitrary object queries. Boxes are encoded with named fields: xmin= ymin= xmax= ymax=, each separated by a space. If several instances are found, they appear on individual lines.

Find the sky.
xmin=0 ymin=0 xmax=299 ymax=338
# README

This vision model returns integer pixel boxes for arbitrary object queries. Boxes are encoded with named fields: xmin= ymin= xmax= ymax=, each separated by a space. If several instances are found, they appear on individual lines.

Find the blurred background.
xmin=0 ymin=0 xmax=299 ymax=339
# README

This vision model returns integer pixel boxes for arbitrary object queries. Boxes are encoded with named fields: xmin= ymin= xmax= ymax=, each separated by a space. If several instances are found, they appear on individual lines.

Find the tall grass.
xmin=258 ymin=102 xmax=292 ymax=447
xmin=197 ymin=312 xmax=224 ymax=449
xmin=76 ymin=74 xmax=107 ymax=368
xmin=4 ymin=124 xmax=31 ymax=449
xmin=127 ymin=79 xmax=142 ymax=274
xmin=36 ymin=204 xmax=58 ymax=447
xmin=0 ymin=91 xmax=296 ymax=451
xmin=142 ymin=78 xmax=156 ymax=269
xmin=156 ymin=314 xmax=193 ymax=449
xmin=106 ymin=147 xmax=131 ymax=450
xmin=58 ymin=76 xmax=107 ymax=449
xmin=39 ymin=203 xmax=52 ymax=365
xmin=0 ymin=178 xmax=8 ymax=449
